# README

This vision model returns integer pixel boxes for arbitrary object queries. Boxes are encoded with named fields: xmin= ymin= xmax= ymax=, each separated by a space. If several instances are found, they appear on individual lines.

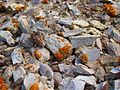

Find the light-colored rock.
xmin=73 ymin=20 xmax=89 ymax=27
xmin=76 ymin=75 xmax=96 ymax=86
xmin=11 ymin=47 xmax=24 ymax=64
xmin=114 ymin=79 xmax=120 ymax=90
xmin=58 ymin=18 xmax=73 ymax=26
xmin=69 ymin=35 xmax=100 ymax=48
xmin=60 ymin=30 xmax=82 ymax=37
xmin=20 ymin=33 xmax=34 ymax=48
xmin=0 ymin=31 xmax=15 ymax=45
xmin=39 ymin=62 xmax=54 ymax=80
xmin=46 ymin=34 xmax=73 ymax=60
xmin=90 ymin=20 xmax=106 ymax=30
xmin=59 ymin=77 xmax=85 ymax=90
xmin=67 ymin=3 xmax=81 ymax=16
xmin=13 ymin=66 xmax=26 ymax=82
xmin=96 ymin=38 xmax=102 ymax=50
xmin=23 ymin=73 xmax=36 ymax=89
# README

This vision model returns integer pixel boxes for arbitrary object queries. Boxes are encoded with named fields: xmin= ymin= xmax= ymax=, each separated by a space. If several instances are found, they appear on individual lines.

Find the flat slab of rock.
xmin=69 ymin=35 xmax=100 ymax=48
xmin=59 ymin=30 xmax=82 ymax=37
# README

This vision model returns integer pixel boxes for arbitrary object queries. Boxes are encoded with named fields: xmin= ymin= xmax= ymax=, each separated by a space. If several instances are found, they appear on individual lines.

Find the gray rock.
xmin=54 ymin=72 xmax=62 ymax=87
xmin=39 ymin=62 xmax=54 ymax=80
xmin=23 ymin=73 xmax=36 ymax=89
xmin=59 ymin=77 xmax=85 ymax=90
xmin=87 ymin=61 xmax=106 ymax=82
xmin=11 ymin=47 xmax=24 ymax=64
xmin=0 ymin=31 xmax=15 ymax=45
xmin=104 ymin=26 xmax=120 ymax=43
xmin=90 ymin=20 xmax=106 ymax=30
xmin=13 ymin=66 xmax=26 ymax=82
xmin=18 ymin=15 xmax=30 ymax=33
xmin=60 ymin=30 xmax=82 ymax=37
xmin=69 ymin=35 xmax=100 ymax=48
xmin=67 ymin=3 xmax=81 ymax=16
xmin=73 ymin=64 xmax=94 ymax=75
xmin=20 ymin=33 xmax=34 ymax=48
xmin=107 ymin=42 xmax=120 ymax=56
xmin=58 ymin=18 xmax=73 ymax=26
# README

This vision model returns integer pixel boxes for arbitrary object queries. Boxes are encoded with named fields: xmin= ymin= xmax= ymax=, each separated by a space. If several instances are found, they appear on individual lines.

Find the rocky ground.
xmin=0 ymin=0 xmax=120 ymax=90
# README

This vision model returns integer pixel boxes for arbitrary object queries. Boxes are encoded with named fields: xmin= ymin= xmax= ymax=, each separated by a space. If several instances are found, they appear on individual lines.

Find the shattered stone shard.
xmin=0 ymin=31 xmax=15 ymax=45
xmin=11 ymin=47 xmax=24 ymax=64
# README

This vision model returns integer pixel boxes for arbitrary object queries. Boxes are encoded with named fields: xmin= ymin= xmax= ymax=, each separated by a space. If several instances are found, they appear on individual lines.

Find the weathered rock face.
xmin=46 ymin=34 xmax=73 ymax=60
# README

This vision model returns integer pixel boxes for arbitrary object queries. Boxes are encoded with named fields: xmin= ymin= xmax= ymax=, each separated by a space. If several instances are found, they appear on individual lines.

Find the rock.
xmin=108 ymin=66 xmax=120 ymax=80
xmin=78 ymin=47 xmax=100 ymax=63
xmin=65 ymin=55 xmax=75 ymax=65
xmin=46 ymin=34 xmax=73 ymax=60
xmin=29 ymin=82 xmax=39 ymax=90
xmin=39 ymin=62 xmax=53 ymax=80
xmin=114 ymin=79 xmax=120 ymax=90
xmin=96 ymin=38 xmax=102 ymax=50
xmin=73 ymin=20 xmax=89 ymax=27
xmin=23 ymin=73 xmax=36 ymax=90
xmin=30 ymin=31 xmax=46 ymax=47
xmin=13 ymin=66 xmax=26 ymax=82
xmin=99 ymin=54 xmax=120 ymax=73
xmin=76 ymin=75 xmax=96 ymax=86
xmin=2 ymin=66 xmax=13 ymax=83
xmin=87 ymin=28 xmax=102 ymax=35
xmin=58 ymin=18 xmax=73 ymax=26
xmin=69 ymin=35 xmax=100 ymax=48
xmin=58 ymin=64 xmax=75 ymax=74
xmin=59 ymin=30 xmax=82 ymax=37
xmin=87 ymin=61 xmax=106 ymax=82
xmin=20 ymin=33 xmax=34 ymax=48
xmin=107 ymin=42 xmax=120 ymax=56
xmin=90 ymin=20 xmax=106 ymax=30
xmin=18 ymin=15 xmax=30 ymax=33
xmin=11 ymin=47 xmax=24 ymax=64
xmin=53 ymin=72 xmax=62 ymax=88
xmin=104 ymin=26 xmax=120 ymax=43
xmin=67 ymin=3 xmax=81 ymax=16
xmin=0 ymin=31 xmax=15 ymax=45
xmin=59 ymin=77 xmax=85 ymax=90
xmin=73 ymin=64 xmax=94 ymax=76
xmin=32 ymin=47 xmax=50 ymax=61
xmin=101 ymin=14 xmax=110 ymax=21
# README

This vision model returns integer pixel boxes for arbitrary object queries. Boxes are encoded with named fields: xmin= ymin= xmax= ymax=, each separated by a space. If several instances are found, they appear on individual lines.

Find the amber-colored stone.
xmin=80 ymin=54 xmax=88 ymax=63
xmin=0 ymin=77 xmax=8 ymax=90
xmin=104 ymin=4 xmax=116 ymax=17
xmin=41 ymin=0 xmax=49 ymax=4
xmin=34 ymin=49 xmax=42 ymax=60
xmin=30 ymin=83 xmax=39 ymax=90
